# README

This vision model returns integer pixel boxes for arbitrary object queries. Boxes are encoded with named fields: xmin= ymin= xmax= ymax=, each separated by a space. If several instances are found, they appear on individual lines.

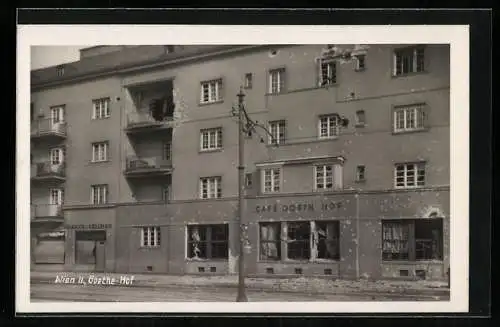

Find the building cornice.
xmin=31 ymin=45 xmax=279 ymax=91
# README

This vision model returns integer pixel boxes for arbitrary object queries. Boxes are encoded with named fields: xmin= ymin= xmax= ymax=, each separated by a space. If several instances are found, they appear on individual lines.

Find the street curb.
xmin=30 ymin=277 xmax=450 ymax=298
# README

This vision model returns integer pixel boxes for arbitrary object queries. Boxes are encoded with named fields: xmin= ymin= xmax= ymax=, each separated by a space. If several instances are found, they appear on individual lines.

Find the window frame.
xmin=199 ymin=176 xmax=222 ymax=199
xmin=268 ymin=120 xmax=286 ymax=145
xmin=355 ymin=110 xmax=366 ymax=126
xmin=318 ymin=114 xmax=340 ymax=139
xmin=393 ymin=103 xmax=427 ymax=133
xmin=382 ymin=218 xmax=444 ymax=262
xmin=268 ymin=68 xmax=286 ymax=94
xmin=261 ymin=166 xmax=282 ymax=194
xmin=394 ymin=162 xmax=426 ymax=189
xmin=49 ymin=147 xmax=64 ymax=165
xmin=200 ymin=127 xmax=223 ymax=151
xmin=319 ymin=59 xmax=337 ymax=86
xmin=393 ymin=46 xmax=425 ymax=76
xmin=90 ymin=184 xmax=108 ymax=205
xmin=49 ymin=188 xmax=64 ymax=205
xmin=314 ymin=164 xmax=335 ymax=191
xmin=355 ymin=54 xmax=366 ymax=71
xmin=92 ymin=97 xmax=111 ymax=120
xmin=200 ymin=79 xmax=223 ymax=104
xmin=356 ymin=165 xmax=366 ymax=182
xmin=244 ymin=73 xmax=253 ymax=89
xmin=50 ymin=105 xmax=65 ymax=124
xmin=186 ymin=224 xmax=229 ymax=260
xmin=91 ymin=141 xmax=109 ymax=162
xmin=141 ymin=226 xmax=161 ymax=248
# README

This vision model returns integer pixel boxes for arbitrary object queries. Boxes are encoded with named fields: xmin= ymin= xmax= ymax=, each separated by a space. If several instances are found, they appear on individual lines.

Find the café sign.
xmin=255 ymin=201 xmax=343 ymax=213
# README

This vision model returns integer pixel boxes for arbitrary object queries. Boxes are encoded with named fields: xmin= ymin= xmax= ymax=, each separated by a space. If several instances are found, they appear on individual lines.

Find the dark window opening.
xmin=415 ymin=219 xmax=443 ymax=260
xmin=188 ymin=224 xmax=228 ymax=260
xmin=416 ymin=269 xmax=426 ymax=280
xmin=399 ymin=269 xmax=409 ymax=277
xmin=266 ymin=267 xmax=274 ymax=274
xmin=146 ymin=266 xmax=153 ymax=272
xmin=210 ymin=267 xmax=216 ymax=273
xmin=245 ymin=173 xmax=253 ymax=188
xmin=316 ymin=221 xmax=340 ymax=260
xmin=287 ymin=222 xmax=310 ymax=260
xmin=294 ymin=268 xmax=303 ymax=274
xmin=198 ymin=267 xmax=205 ymax=273
xmin=324 ymin=268 xmax=333 ymax=275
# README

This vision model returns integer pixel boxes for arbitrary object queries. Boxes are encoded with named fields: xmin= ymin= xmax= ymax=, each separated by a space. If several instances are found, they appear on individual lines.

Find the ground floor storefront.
xmin=33 ymin=188 xmax=450 ymax=281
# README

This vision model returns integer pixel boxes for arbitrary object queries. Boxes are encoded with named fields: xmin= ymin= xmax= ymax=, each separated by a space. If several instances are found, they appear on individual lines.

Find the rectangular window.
xmin=163 ymin=142 xmax=172 ymax=161
xmin=395 ymin=162 xmax=426 ymax=188
xmin=50 ymin=148 xmax=64 ymax=165
xmin=92 ymin=98 xmax=111 ymax=119
xmin=162 ymin=185 xmax=170 ymax=202
xmin=245 ymin=173 xmax=253 ymax=188
xmin=92 ymin=142 xmax=109 ymax=162
xmin=356 ymin=165 xmax=366 ymax=182
xmin=320 ymin=60 xmax=336 ymax=85
xmin=315 ymin=165 xmax=334 ymax=191
xmin=49 ymin=188 xmax=64 ymax=205
xmin=315 ymin=221 xmax=340 ymax=260
xmin=200 ymin=128 xmax=223 ymax=151
xmin=141 ymin=226 xmax=161 ymax=247
xmin=268 ymin=68 xmax=285 ymax=94
xmin=200 ymin=79 xmax=223 ymax=104
xmin=319 ymin=115 xmax=339 ymax=138
xmin=355 ymin=110 xmax=366 ymax=126
xmin=199 ymin=176 xmax=222 ymax=199
xmin=91 ymin=184 xmax=108 ymax=205
xmin=30 ymin=102 xmax=34 ymax=121
xmin=262 ymin=167 xmax=281 ymax=193
xmin=355 ymin=55 xmax=366 ymax=71
xmin=394 ymin=46 xmax=425 ymax=76
xmin=393 ymin=104 xmax=426 ymax=132
xmin=268 ymin=120 xmax=286 ymax=145
xmin=244 ymin=73 xmax=253 ymax=89
xmin=50 ymin=105 xmax=65 ymax=124
xmin=187 ymin=224 xmax=228 ymax=259
xmin=287 ymin=222 xmax=311 ymax=260
xmin=259 ymin=222 xmax=281 ymax=260
xmin=382 ymin=219 xmax=443 ymax=261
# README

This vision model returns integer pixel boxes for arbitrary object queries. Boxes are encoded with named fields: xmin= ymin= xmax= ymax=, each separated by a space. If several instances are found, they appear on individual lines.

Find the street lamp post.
xmin=236 ymin=87 xmax=248 ymax=302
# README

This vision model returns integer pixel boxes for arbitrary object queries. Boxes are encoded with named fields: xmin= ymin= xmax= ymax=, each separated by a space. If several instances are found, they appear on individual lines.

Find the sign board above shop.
xmin=255 ymin=200 xmax=343 ymax=213
xmin=65 ymin=224 xmax=112 ymax=230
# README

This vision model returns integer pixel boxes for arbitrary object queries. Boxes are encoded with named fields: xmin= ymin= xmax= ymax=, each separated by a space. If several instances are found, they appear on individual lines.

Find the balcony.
xmin=31 ymin=118 xmax=67 ymax=141
xmin=31 ymin=204 xmax=64 ymax=223
xmin=125 ymin=111 xmax=175 ymax=135
xmin=124 ymin=156 xmax=173 ymax=178
xmin=31 ymin=162 xmax=66 ymax=182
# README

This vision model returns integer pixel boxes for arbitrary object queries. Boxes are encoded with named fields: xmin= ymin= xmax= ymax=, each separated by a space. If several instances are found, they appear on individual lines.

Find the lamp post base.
xmin=236 ymin=292 xmax=248 ymax=302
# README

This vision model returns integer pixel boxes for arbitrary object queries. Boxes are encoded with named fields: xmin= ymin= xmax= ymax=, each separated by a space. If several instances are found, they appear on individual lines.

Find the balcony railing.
xmin=124 ymin=155 xmax=173 ymax=177
xmin=31 ymin=204 xmax=63 ymax=221
xmin=31 ymin=162 xmax=66 ymax=180
xmin=125 ymin=111 xmax=175 ymax=133
xmin=31 ymin=118 xmax=67 ymax=139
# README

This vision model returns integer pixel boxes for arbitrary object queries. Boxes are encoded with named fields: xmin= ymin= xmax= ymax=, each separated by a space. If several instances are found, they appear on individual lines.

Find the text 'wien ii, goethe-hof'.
xmin=54 ymin=274 xmax=135 ymax=286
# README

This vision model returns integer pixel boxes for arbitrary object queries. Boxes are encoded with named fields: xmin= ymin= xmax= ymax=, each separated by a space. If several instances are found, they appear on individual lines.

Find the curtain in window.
xmin=190 ymin=226 xmax=202 ymax=259
xmin=382 ymin=223 xmax=409 ymax=253
xmin=260 ymin=224 xmax=279 ymax=259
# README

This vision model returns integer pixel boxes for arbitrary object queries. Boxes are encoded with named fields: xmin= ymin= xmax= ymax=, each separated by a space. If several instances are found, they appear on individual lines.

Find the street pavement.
xmin=30 ymin=282 xmax=448 ymax=302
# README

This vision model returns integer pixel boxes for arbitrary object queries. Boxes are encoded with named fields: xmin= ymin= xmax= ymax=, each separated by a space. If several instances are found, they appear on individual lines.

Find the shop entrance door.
xmin=95 ymin=241 xmax=106 ymax=272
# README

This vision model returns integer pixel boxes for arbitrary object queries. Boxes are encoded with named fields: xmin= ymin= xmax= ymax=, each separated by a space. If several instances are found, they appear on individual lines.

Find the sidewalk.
xmin=30 ymin=270 xmax=450 ymax=297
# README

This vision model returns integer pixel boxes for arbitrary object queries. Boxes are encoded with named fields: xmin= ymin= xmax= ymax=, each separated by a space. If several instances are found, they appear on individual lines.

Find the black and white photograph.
xmin=16 ymin=24 xmax=470 ymax=313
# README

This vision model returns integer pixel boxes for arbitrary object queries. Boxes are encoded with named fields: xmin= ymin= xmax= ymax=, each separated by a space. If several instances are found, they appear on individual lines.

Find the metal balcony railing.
xmin=125 ymin=156 xmax=172 ymax=174
xmin=31 ymin=118 xmax=67 ymax=138
xmin=126 ymin=111 xmax=175 ymax=129
xmin=31 ymin=161 xmax=66 ymax=179
xmin=31 ymin=204 xmax=63 ymax=219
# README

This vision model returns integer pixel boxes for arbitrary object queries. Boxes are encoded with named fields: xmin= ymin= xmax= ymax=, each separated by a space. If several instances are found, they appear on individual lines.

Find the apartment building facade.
xmin=30 ymin=44 xmax=450 ymax=280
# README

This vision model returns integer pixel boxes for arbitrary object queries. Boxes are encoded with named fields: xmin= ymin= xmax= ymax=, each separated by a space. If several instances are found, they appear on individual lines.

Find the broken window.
xmin=315 ymin=221 xmax=340 ymax=260
xmin=187 ymin=224 xmax=228 ymax=260
xmin=415 ymin=219 xmax=443 ymax=260
xmin=287 ymin=222 xmax=310 ymax=260
xmin=382 ymin=219 xmax=443 ymax=261
xmin=259 ymin=223 xmax=281 ymax=260
xmin=149 ymin=95 xmax=175 ymax=122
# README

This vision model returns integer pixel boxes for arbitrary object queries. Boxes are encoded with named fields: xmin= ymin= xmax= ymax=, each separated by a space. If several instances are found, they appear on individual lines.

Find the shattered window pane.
xmin=316 ymin=221 xmax=340 ymax=260
xmin=259 ymin=223 xmax=281 ymax=260
xmin=287 ymin=222 xmax=310 ymax=260
xmin=187 ymin=224 xmax=228 ymax=259
xmin=415 ymin=219 xmax=443 ymax=260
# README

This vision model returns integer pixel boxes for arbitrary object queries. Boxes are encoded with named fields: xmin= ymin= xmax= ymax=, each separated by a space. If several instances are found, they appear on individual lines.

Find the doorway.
xmin=75 ymin=230 xmax=106 ymax=272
